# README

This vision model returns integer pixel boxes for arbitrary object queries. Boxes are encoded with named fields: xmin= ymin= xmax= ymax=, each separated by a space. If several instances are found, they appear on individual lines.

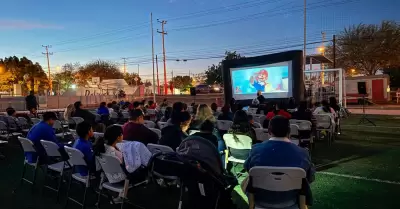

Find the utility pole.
xmin=171 ymin=70 xmax=174 ymax=95
xmin=42 ymin=45 xmax=53 ymax=93
xmin=157 ymin=19 xmax=168 ymax=95
xmin=151 ymin=13 xmax=156 ymax=102
xmin=303 ymin=0 xmax=307 ymax=75
xmin=333 ymin=35 xmax=336 ymax=69
xmin=137 ymin=64 xmax=140 ymax=76
xmin=121 ymin=58 xmax=127 ymax=74
xmin=321 ymin=31 xmax=326 ymax=85
xmin=156 ymin=55 xmax=160 ymax=95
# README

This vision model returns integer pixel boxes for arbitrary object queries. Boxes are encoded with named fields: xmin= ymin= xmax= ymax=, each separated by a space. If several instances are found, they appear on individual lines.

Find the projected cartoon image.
xmin=231 ymin=65 xmax=289 ymax=94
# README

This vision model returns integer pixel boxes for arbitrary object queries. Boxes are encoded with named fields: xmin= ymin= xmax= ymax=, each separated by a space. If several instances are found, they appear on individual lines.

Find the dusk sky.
xmin=0 ymin=0 xmax=399 ymax=81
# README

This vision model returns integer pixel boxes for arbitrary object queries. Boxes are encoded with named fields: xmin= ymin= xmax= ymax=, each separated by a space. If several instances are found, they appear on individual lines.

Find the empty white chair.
xmin=147 ymin=143 xmax=174 ymax=154
xmin=216 ymin=120 xmax=233 ymax=131
xmin=248 ymin=108 xmax=258 ymax=115
xmin=188 ymin=130 xmax=200 ymax=135
xmin=96 ymin=154 xmax=146 ymax=209
xmin=144 ymin=120 xmax=156 ymax=129
xmin=64 ymin=147 xmax=91 ymax=209
xmin=223 ymin=134 xmax=252 ymax=175
xmin=254 ymin=128 xmax=270 ymax=142
xmin=149 ymin=128 xmax=162 ymax=139
xmin=247 ymin=166 xmax=307 ymax=209
xmin=290 ymin=124 xmax=300 ymax=145
xmin=53 ymin=120 xmax=69 ymax=138
xmin=17 ymin=117 xmax=30 ymax=132
xmin=290 ymin=119 xmax=313 ymax=142
xmin=17 ymin=137 xmax=40 ymax=192
xmin=252 ymin=114 xmax=265 ymax=124
xmin=157 ymin=121 xmax=168 ymax=129
xmin=40 ymin=140 xmax=71 ymax=201
xmin=31 ymin=118 xmax=41 ymax=125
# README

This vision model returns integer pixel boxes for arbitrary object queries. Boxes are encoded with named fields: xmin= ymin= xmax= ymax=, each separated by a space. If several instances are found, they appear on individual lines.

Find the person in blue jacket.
xmin=27 ymin=112 xmax=63 ymax=164
xmin=97 ymin=102 xmax=110 ymax=115
xmin=73 ymin=121 xmax=95 ymax=176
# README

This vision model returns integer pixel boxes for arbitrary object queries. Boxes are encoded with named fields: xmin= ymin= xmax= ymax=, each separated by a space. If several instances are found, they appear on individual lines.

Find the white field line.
xmin=318 ymin=172 xmax=400 ymax=185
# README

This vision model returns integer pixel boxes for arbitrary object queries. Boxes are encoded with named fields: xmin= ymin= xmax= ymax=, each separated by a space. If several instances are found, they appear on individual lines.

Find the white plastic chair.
xmin=290 ymin=124 xmax=300 ymax=145
xmin=248 ymin=166 xmax=307 ymax=209
xmin=17 ymin=137 xmax=40 ymax=192
xmin=157 ymin=121 xmax=168 ymax=129
xmin=71 ymin=117 xmax=84 ymax=129
xmin=223 ymin=134 xmax=252 ymax=175
xmin=147 ymin=143 xmax=175 ymax=154
xmin=149 ymin=128 xmax=162 ymax=139
xmin=290 ymin=119 xmax=313 ymax=143
xmin=314 ymin=114 xmax=334 ymax=144
xmin=31 ymin=118 xmax=41 ymax=125
xmin=254 ymin=128 xmax=270 ymax=142
xmin=40 ymin=140 xmax=71 ymax=201
xmin=64 ymin=147 xmax=91 ymax=209
xmin=252 ymin=114 xmax=265 ymax=124
xmin=253 ymin=122 xmax=262 ymax=128
xmin=122 ymin=111 xmax=130 ymax=119
xmin=188 ymin=130 xmax=200 ymax=135
xmin=96 ymin=154 xmax=146 ymax=209
xmin=216 ymin=120 xmax=233 ymax=131
xmin=144 ymin=120 xmax=156 ymax=129
xmin=248 ymin=108 xmax=258 ymax=115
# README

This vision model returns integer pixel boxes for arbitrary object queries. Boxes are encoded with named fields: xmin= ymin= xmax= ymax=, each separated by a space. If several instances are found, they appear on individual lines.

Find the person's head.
xmin=247 ymin=114 xmax=254 ymax=124
xmin=74 ymin=101 xmax=83 ymax=110
xmin=321 ymin=100 xmax=330 ymax=113
xmin=221 ymin=104 xmax=231 ymax=114
xmin=182 ymin=103 xmax=188 ymax=111
xmin=148 ymin=101 xmax=154 ymax=107
xmin=268 ymin=116 xmax=290 ymax=138
xmin=6 ymin=107 xmax=16 ymax=117
xmin=133 ymin=101 xmax=141 ymax=109
xmin=99 ymin=102 xmax=106 ymax=108
xmin=257 ymin=90 xmax=262 ymax=96
xmin=76 ymin=121 xmax=94 ymax=140
xmin=107 ymin=103 xmax=113 ymax=108
xmin=43 ymin=112 xmax=58 ymax=126
xmin=200 ymin=119 xmax=214 ymax=133
xmin=172 ymin=111 xmax=192 ymax=132
xmin=104 ymin=125 xmax=123 ymax=146
xmin=298 ymin=101 xmax=308 ymax=111
xmin=196 ymin=104 xmax=214 ymax=122
xmin=210 ymin=103 xmax=218 ymax=112
xmin=129 ymin=109 xmax=144 ymax=124
xmin=164 ymin=107 xmax=173 ymax=119
xmin=30 ymin=91 xmax=34 ymax=96
xmin=172 ymin=102 xmax=185 ymax=112
xmin=163 ymin=98 xmax=167 ymax=102
xmin=112 ymin=101 xmax=117 ymax=105
xmin=233 ymin=110 xmax=250 ymax=126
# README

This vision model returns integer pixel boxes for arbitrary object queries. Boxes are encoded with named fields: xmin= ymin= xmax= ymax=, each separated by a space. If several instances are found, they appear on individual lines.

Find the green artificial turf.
xmin=1 ymin=114 xmax=400 ymax=209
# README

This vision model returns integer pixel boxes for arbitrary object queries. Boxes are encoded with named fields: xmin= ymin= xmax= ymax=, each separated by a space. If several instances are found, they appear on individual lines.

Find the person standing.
xmin=25 ymin=91 xmax=38 ymax=113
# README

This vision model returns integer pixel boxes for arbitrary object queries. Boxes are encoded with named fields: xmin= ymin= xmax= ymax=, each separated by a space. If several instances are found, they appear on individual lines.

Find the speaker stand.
xmin=358 ymin=95 xmax=375 ymax=126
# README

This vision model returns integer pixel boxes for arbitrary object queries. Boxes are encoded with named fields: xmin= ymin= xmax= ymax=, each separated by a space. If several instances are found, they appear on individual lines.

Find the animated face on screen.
xmin=250 ymin=69 xmax=272 ymax=92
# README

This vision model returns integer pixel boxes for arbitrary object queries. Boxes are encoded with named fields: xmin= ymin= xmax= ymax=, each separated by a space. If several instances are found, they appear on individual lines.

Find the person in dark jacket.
xmin=25 ymin=91 xmax=38 ymax=113
xmin=217 ymin=104 xmax=234 ymax=121
xmin=122 ymin=109 xmax=158 ymax=145
xmin=192 ymin=120 xmax=218 ymax=148
xmin=97 ymin=102 xmax=110 ymax=115
xmin=72 ymin=101 xmax=96 ymax=125
xmin=159 ymin=111 xmax=191 ymax=151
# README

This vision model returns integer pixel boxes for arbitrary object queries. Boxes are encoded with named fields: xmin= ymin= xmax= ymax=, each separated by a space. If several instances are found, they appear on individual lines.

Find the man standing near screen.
xmin=250 ymin=69 xmax=272 ymax=92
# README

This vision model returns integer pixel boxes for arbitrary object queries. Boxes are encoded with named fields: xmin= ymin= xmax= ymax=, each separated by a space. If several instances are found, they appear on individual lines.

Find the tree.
xmin=123 ymin=72 xmax=142 ymax=86
xmin=325 ymin=21 xmax=400 ymax=75
xmin=171 ymin=76 xmax=192 ymax=91
xmin=53 ymin=63 xmax=78 ymax=91
xmin=0 ymin=56 xmax=48 ymax=94
xmin=75 ymin=60 xmax=123 ymax=86
xmin=204 ymin=51 xmax=244 ymax=85
xmin=383 ymin=67 xmax=400 ymax=88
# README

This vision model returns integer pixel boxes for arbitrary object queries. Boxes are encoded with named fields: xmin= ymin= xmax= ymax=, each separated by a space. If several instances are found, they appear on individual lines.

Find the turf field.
xmin=1 ymin=114 xmax=399 ymax=209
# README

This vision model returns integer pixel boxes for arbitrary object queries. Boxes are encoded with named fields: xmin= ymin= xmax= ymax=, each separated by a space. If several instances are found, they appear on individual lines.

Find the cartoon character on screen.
xmin=250 ymin=69 xmax=272 ymax=92
xmin=235 ymin=86 xmax=242 ymax=94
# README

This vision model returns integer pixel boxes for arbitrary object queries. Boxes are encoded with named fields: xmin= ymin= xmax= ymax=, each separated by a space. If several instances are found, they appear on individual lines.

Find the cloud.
xmin=0 ymin=19 xmax=63 ymax=30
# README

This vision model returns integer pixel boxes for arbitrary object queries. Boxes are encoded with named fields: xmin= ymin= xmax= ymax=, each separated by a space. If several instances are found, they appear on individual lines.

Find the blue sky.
xmin=0 ymin=0 xmax=399 ymax=81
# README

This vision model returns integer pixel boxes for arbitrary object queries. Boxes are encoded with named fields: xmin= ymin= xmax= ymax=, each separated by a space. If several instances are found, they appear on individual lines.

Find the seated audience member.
xmin=329 ymin=96 xmax=340 ymax=112
xmin=94 ymin=125 xmax=124 ymax=163
xmin=218 ymin=104 xmax=234 ymax=121
xmin=244 ymin=116 xmax=315 ymax=206
xmin=107 ymin=103 xmax=114 ymax=113
xmin=5 ymin=107 xmax=22 ymax=130
xmin=160 ymin=106 xmax=173 ymax=122
xmin=72 ymin=101 xmax=96 ymax=125
xmin=191 ymin=104 xmax=216 ymax=130
xmin=228 ymin=110 xmax=258 ymax=144
xmin=210 ymin=103 xmax=219 ymax=117
xmin=192 ymin=120 xmax=218 ymax=148
xmin=287 ymin=97 xmax=297 ymax=109
xmin=266 ymin=102 xmax=291 ymax=120
xmin=160 ymin=98 xmax=168 ymax=107
xmin=129 ymin=101 xmax=141 ymax=111
xmin=147 ymin=101 xmax=157 ymax=109
xmin=111 ymin=101 xmax=120 ymax=112
xmin=64 ymin=104 xmax=75 ymax=121
xmin=122 ymin=109 xmax=158 ymax=145
xmin=313 ymin=100 xmax=336 ymax=116
xmin=247 ymin=114 xmax=258 ymax=128
xmin=73 ymin=122 xmax=95 ymax=176
xmin=167 ymin=102 xmax=185 ymax=124
xmin=27 ymin=112 xmax=64 ymax=163
xmin=291 ymin=101 xmax=314 ymax=122
xmin=97 ymin=102 xmax=110 ymax=115
xmin=159 ymin=111 xmax=191 ymax=151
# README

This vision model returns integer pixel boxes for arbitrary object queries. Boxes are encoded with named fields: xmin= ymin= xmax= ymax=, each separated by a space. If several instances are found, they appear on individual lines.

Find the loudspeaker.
xmin=190 ymin=87 xmax=196 ymax=96
xmin=357 ymin=82 xmax=367 ymax=94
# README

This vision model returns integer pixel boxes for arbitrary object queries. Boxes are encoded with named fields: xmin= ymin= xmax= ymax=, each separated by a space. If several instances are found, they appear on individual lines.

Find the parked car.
xmin=195 ymin=84 xmax=211 ymax=94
